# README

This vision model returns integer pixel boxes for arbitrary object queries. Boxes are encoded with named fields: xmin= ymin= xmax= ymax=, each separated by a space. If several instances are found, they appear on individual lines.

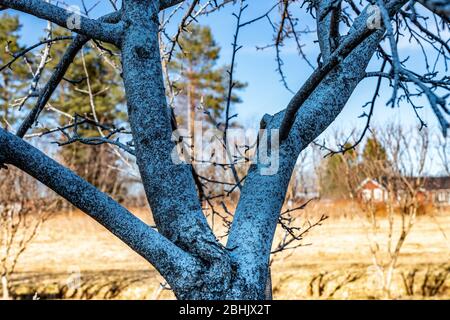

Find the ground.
xmin=7 ymin=201 xmax=450 ymax=299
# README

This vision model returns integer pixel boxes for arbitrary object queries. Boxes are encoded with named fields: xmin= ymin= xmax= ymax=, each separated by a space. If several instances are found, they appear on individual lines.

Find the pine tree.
xmin=361 ymin=135 xmax=390 ymax=179
xmin=0 ymin=13 xmax=29 ymax=127
xmin=362 ymin=136 xmax=387 ymax=163
xmin=169 ymin=25 xmax=246 ymax=134
xmin=46 ymin=28 xmax=127 ymax=198
xmin=320 ymin=144 xmax=358 ymax=198
xmin=48 ymin=28 xmax=125 ymax=129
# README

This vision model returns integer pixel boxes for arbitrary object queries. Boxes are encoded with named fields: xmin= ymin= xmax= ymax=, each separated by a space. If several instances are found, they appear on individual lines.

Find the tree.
xmin=0 ymin=13 xmax=29 ymax=127
xmin=359 ymin=134 xmax=390 ymax=181
xmin=346 ymin=126 xmax=431 ymax=298
xmin=169 ymin=24 xmax=246 ymax=133
xmin=0 ymin=0 xmax=448 ymax=300
xmin=46 ymin=27 xmax=127 ymax=198
xmin=47 ymin=28 xmax=125 ymax=124
xmin=168 ymin=24 xmax=247 ymax=204
xmin=0 ymin=168 xmax=56 ymax=299
xmin=319 ymin=142 xmax=358 ymax=198
xmin=362 ymin=136 xmax=387 ymax=163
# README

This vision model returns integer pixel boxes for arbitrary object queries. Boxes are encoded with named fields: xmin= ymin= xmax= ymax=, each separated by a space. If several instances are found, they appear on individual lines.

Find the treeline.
xmin=287 ymin=124 xmax=449 ymax=202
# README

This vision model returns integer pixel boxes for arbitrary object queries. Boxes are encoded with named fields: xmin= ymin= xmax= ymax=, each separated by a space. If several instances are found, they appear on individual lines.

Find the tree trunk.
xmin=1 ymin=275 xmax=10 ymax=300
xmin=177 ymin=276 xmax=268 ymax=300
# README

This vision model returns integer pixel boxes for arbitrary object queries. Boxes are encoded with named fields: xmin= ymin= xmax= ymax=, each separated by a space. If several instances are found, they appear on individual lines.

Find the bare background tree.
xmin=345 ymin=126 xmax=431 ymax=298
xmin=0 ymin=168 xmax=56 ymax=300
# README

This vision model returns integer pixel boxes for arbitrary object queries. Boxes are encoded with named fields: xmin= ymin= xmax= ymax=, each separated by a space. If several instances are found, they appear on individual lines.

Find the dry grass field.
xmin=7 ymin=201 xmax=450 ymax=300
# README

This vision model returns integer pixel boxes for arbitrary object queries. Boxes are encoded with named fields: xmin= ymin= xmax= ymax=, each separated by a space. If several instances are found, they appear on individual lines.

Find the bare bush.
xmin=0 ymin=168 xmax=55 ymax=299
xmin=60 ymin=144 xmax=131 ymax=204
xmin=308 ymin=271 xmax=363 ymax=299
xmin=401 ymin=265 xmax=450 ymax=297
xmin=344 ymin=126 xmax=432 ymax=298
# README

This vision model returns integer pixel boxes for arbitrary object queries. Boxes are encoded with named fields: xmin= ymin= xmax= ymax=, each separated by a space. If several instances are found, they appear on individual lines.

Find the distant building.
xmin=356 ymin=178 xmax=388 ymax=202
xmin=356 ymin=176 xmax=450 ymax=207
xmin=422 ymin=177 xmax=450 ymax=206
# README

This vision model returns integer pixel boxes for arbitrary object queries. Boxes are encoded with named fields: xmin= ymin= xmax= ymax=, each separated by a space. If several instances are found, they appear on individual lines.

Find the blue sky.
xmin=10 ymin=0 xmax=448 ymax=174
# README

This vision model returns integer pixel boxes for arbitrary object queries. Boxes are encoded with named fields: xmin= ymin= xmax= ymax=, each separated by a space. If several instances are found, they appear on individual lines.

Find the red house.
xmin=356 ymin=178 xmax=388 ymax=202
xmin=356 ymin=177 xmax=450 ymax=207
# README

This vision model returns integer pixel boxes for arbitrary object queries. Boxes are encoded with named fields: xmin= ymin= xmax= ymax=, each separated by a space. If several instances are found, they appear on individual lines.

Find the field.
xmin=7 ymin=201 xmax=450 ymax=300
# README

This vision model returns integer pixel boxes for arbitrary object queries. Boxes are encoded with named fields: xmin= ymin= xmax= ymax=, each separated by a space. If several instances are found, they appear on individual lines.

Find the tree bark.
xmin=120 ymin=0 xmax=232 ymax=299
xmin=226 ymin=6 xmax=390 ymax=299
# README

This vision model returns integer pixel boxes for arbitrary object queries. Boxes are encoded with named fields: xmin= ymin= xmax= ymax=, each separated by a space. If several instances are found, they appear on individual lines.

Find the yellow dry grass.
xmin=8 ymin=201 xmax=450 ymax=300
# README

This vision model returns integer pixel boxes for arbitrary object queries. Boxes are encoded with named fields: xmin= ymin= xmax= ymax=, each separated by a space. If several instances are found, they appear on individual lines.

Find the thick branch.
xmin=120 ymin=1 xmax=231 ymax=297
xmin=315 ymin=0 xmax=341 ymax=62
xmin=16 ymin=11 xmax=122 ymax=138
xmin=0 ymin=0 xmax=123 ymax=44
xmin=279 ymin=0 xmax=406 ymax=140
xmin=227 ymin=0 xmax=407 ymax=299
xmin=160 ymin=0 xmax=185 ymax=10
xmin=0 ymin=127 xmax=201 ymax=295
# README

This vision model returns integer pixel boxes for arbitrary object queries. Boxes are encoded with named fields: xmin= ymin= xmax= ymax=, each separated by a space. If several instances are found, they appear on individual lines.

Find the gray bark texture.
xmin=0 ymin=0 xmax=410 ymax=299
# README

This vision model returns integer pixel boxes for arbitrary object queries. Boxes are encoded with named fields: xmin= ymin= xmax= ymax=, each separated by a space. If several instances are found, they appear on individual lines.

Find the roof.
xmin=422 ymin=177 xmax=450 ymax=190
xmin=356 ymin=178 xmax=386 ymax=191
xmin=358 ymin=176 xmax=450 ymax=191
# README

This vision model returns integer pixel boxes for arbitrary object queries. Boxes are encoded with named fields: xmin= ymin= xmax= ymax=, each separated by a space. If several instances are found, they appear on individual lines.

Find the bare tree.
xmin=0 ymin=0 xmax=448 ymax=299
xmin=346 ymin=126 xmax=431 ymax=298
xmin=0 ymin=169 xmax=55 ymax=300
xmin=436 ymin=133 xmax=450 ymax=175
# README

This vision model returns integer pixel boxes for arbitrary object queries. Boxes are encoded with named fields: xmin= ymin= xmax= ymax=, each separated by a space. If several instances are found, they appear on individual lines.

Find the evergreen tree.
xmin=320 ymin=136 xmax=390 ymax=198
xmin=48 ymin=28 xmax=125 ymax=129
xmin=47 ymin=28 xmax=127 ymax=198
xmin=0 ymin=13 xmax=29 ymax=127
xmin=320 ymin=144 xmax=358 ymax=199
xmin=361 ymin=135 xmax=390 ymax=178
xmin=169 ymin=25 xmax=246 ymax=133
xmin=362 ymin=136 xmax=387 ymax=163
